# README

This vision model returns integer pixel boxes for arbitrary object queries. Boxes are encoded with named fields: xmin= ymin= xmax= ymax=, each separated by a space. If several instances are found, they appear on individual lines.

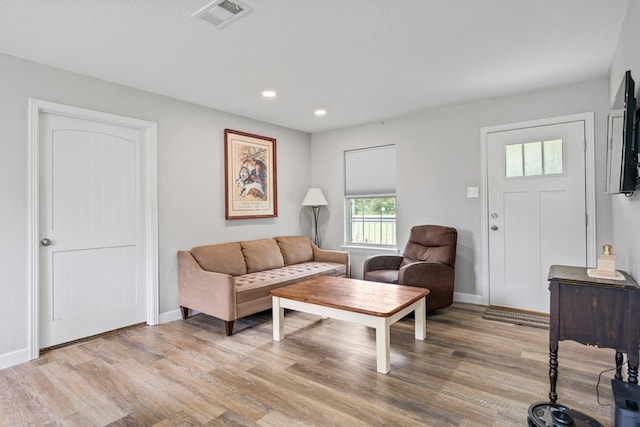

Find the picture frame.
xmin=224 ymin=129 xmax=278 ymax=219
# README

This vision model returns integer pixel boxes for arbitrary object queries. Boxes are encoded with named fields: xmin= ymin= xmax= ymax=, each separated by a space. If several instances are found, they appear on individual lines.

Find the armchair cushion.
xmin=401 ymin=225 xmax=457 ymax=267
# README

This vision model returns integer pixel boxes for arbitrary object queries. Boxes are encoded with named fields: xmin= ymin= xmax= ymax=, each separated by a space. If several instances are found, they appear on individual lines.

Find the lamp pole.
xmin=312 ymin=205 xmax=321 ymax=246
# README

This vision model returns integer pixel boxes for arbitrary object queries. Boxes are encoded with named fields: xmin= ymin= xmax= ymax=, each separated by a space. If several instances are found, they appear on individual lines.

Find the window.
xmin=347 ymin=197 xmax=396 ymax=245
xmin=505 ymin=139 xmax=563 ymax=178
xmin=344 ymin=145 xmax=396 ymax=246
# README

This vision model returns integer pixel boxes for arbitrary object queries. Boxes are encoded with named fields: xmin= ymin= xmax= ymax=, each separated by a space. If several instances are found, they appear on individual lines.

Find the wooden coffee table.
xmin=270 ymin=276 xmax=429 ymax=374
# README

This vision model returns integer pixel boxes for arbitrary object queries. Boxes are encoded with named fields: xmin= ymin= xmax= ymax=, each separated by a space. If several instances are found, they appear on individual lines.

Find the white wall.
xmin=0 ymin=52 xmax=311 ymax=366
xmin=311 ymin=78 xmax=612 ymax=302
xmin=609 ymin=1 xmax=640 ymax=279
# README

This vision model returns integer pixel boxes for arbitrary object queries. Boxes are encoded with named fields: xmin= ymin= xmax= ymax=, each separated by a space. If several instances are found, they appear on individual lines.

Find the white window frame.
xmin=345 ymin=194 xmax=397 ymax=247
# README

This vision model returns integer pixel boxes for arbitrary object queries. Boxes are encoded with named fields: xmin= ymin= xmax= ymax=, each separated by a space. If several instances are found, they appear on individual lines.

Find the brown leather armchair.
xmin=363 ymin=225 xmax=457 ymax=312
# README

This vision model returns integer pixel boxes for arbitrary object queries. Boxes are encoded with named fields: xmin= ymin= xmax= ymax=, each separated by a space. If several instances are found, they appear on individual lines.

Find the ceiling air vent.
xmin=192 ymin=0 xmax=251 ymax=28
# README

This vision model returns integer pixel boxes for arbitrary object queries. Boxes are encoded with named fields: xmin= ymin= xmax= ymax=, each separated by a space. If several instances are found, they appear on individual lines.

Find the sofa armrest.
xmin=311 ymin=244 xmax=350 ymax=277
xmin=399 ymin=261 xmax=454 ymax=289
xmin=363 ymin=255 xmax=403 ymax=273
xmin=311 ymin=244 xmax=350 ymax=264
xmin=178 ymin=250 xmax=236 ymax=321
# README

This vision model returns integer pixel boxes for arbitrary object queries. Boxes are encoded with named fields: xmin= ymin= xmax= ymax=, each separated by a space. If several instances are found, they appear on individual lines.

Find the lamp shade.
xmin=301 ymin=188 xmax=328 ymax=207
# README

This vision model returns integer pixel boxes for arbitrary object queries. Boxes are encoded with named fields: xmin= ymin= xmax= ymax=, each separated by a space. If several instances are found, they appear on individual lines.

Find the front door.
xmin=487 ymin=119 xmax=587 ymax=312
xmin=38 ymin=111 xmax=147 ymax=348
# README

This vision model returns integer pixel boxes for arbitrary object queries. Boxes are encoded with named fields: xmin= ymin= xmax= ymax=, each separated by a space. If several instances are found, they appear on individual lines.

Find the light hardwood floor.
xmin=0 ymin=303 xmax=619 ymax=426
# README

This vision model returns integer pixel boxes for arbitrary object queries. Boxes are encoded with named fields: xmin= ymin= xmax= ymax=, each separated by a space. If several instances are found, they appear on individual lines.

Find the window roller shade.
xmin=345 ymin=145 xmax=396 ymax=196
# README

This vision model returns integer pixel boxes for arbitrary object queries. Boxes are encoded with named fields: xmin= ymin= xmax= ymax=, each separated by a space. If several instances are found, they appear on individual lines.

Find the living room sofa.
xmin=178 ymin=236 xmax=349 ymax=335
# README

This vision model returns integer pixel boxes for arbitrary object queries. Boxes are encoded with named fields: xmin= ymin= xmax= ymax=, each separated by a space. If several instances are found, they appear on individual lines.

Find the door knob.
xmin=40 ymin=238 xmax=52 ymax=246
xmin=490 ymin=225 xmax=498 ymax=231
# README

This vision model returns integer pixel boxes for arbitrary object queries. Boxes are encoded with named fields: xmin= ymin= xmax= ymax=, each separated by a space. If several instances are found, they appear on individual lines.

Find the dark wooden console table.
xmin=548 ymin=265 xmax=640 ymax=402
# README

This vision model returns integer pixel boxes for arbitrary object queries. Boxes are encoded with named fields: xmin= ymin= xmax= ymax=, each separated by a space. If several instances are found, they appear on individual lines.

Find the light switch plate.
xmin=467 ymin=187 xmax=479 ymax=198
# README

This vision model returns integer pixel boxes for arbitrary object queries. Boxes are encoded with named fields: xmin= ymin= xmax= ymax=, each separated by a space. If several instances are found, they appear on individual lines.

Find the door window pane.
xmin=524 ymin=141 xmax=543 ymax=176
xmin=505 ymin=144 xmax=523 ymax=177
xmin=543 ymin=139 xmax=563 ymax=174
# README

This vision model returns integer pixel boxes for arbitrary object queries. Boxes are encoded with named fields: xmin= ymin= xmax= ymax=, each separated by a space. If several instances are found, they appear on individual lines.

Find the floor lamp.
xmin=301 ymin=188 xmax=328 ymax=246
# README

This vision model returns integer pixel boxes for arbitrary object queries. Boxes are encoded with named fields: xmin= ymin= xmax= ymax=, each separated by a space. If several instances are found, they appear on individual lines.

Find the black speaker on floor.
xmin=612 ymin=379 xmax=640 ymax=427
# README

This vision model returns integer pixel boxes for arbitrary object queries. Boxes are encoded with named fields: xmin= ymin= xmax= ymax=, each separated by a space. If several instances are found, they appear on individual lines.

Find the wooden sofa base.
xmin=225 ymin=321 xmax=234 ymax=336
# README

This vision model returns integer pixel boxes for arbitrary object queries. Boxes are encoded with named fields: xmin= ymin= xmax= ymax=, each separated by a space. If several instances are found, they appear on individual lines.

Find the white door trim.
xmin=480 ymin=112 xmax=596 ymax=306
xmin=27 ymin=99 xmax=159 ymax=360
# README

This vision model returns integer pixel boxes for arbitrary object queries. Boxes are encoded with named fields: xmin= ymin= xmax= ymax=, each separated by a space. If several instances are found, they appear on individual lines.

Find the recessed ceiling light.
xmin=314 ymin=109 xmax=327 ymax=116
xmin=262 ymin=90 xmax=276 ymax=98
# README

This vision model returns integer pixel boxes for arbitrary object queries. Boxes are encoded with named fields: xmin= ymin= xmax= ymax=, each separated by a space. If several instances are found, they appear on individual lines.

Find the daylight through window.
xmin=505 ymin=139 xmax=563 ymax=178
xmin=347 ymin=197 xmax=396 ymax=245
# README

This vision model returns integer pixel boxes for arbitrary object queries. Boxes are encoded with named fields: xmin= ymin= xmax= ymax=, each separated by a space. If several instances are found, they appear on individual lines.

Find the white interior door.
xmin=39 ymin=112 xmax=147 ymax=348
xmin=487 ymin=120 xmax=587 ymax=312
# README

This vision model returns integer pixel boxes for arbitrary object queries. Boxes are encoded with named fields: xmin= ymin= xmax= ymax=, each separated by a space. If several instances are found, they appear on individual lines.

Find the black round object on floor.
xmin=528 ymin=402 xmax=604 ymax=427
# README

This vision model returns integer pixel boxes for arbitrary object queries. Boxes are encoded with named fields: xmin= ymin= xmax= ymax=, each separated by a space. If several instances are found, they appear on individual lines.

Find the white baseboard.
xmin=453 ymin=291 xmax=485 ymax=306
xmin=159 ymin=308 xmax=183 ymax=324
xmin=0 ymin=347 xmax=31 ymax=370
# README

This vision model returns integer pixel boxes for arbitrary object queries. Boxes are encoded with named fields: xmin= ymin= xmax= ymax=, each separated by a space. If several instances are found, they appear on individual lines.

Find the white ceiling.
xmin=0 ymin=0 xmax=629 ymax=133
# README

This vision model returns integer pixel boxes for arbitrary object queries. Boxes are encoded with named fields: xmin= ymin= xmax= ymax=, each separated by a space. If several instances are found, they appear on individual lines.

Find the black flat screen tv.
xmin=608 ymin=70 xmax=639 ymax=195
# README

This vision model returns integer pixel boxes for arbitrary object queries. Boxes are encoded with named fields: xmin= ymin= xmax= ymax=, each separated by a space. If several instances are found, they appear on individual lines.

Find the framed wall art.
xmin=224 ymin=129 xmax=278 ymax=219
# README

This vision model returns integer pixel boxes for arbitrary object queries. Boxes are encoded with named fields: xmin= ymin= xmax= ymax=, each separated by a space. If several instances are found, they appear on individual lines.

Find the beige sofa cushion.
xmin=275 ymin=236 xmax=314 ymax=266
xmin=190 ymin=242 xmax=247 ymax=276
xmin=241 ymin=239 xmax=284 ymax=273
xmin=235 ymin=262 xmax=347 ymax=304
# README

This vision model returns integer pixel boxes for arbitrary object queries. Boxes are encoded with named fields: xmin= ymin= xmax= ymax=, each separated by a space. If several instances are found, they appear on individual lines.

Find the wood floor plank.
xmin=251 ymin=362 xmax=448 ymax=426
xmin=0 ymin=303 xmax=618 ymax=426
xmin=0 ymin=373 xmax=59 ymax=425
xmin=37 ymin=360 xmax=126 ymax=425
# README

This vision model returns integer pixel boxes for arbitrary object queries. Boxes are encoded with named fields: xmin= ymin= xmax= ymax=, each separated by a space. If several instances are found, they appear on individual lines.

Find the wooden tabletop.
xmin=548 ymin=265 xmax=639 ymax=289
xmin=270 ymin=276 xmax=429 ymax=317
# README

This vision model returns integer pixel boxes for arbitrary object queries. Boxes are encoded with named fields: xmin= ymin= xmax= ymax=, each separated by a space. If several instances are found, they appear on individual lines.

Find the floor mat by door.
xmin=482 ymin=306 xmax=549 ymax=329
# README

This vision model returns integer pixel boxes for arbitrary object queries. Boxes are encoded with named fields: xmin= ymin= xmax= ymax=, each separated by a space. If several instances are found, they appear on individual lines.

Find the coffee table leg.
xmin=415 ymin=297 xmax=426 ymax=340
xmin=376 ymin=320 xmax=391 ymax=374
xmin=272 ymin=296 xmax=284 ymax=341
